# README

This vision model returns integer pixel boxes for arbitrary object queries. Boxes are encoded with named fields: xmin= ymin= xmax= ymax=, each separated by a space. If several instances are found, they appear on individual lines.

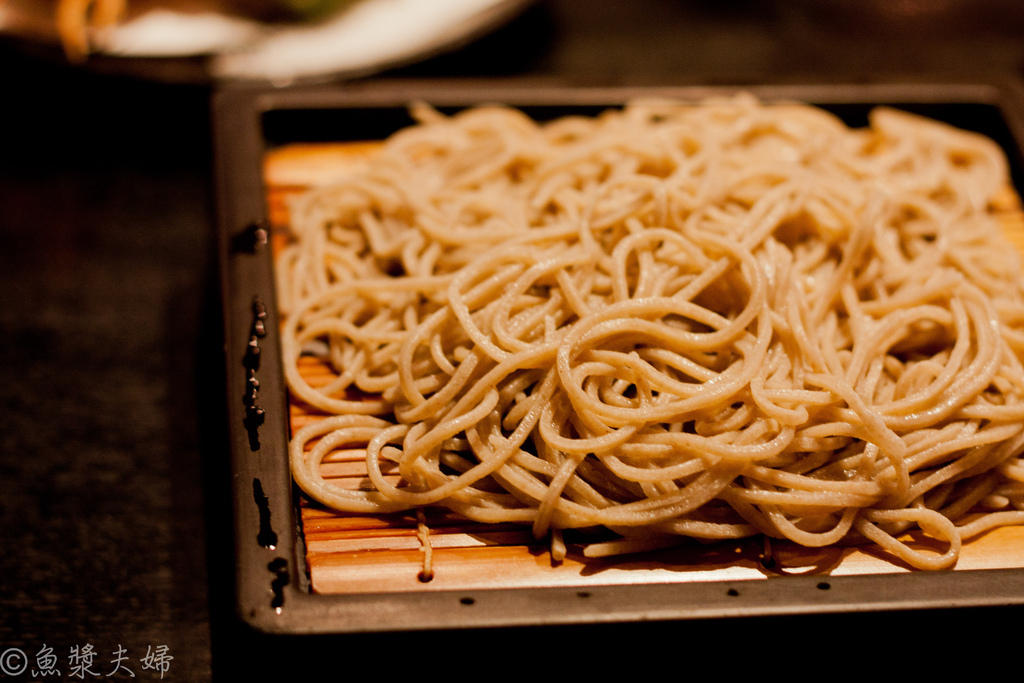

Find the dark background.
xmin=3 ymin=0 xmax=1024 ymax=678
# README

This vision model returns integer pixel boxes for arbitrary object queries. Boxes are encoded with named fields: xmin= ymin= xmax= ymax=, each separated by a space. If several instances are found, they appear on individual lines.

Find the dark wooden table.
xmin=3 ymin=1 xmax=1024 ymax=678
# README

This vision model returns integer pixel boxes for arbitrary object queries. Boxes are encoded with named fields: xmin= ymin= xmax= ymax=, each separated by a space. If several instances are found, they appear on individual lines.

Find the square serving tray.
xmin=213 ymin=79 xmax=1024 ymax=635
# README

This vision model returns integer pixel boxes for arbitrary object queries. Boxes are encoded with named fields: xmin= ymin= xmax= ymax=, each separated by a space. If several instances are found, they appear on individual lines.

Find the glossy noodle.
xmin=278 ymin=96 xmax=1024 ymax=570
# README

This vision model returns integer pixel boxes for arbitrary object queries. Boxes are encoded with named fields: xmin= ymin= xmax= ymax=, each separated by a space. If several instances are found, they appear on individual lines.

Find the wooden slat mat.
xmin=266 ymin=142 xmax=1024 ymax=595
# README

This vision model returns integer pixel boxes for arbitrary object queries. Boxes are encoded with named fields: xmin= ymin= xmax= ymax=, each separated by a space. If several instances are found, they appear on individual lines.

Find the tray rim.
xmin=212 ymin=77 xmax=1024 ymax=636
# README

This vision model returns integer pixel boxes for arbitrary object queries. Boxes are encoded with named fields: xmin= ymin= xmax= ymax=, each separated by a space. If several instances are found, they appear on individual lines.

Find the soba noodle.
xmin=278 ymin=95 xmax=1024 ymax=570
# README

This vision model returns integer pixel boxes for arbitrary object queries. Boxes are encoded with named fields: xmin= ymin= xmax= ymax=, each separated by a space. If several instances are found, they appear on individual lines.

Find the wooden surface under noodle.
xmin=265 ymin=141 xmax=1024 ymax=595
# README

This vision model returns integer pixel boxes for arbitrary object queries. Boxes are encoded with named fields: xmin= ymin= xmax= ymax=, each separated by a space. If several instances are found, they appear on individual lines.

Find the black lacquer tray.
xmin=213 ymin=79 xmax=1024 ymax=635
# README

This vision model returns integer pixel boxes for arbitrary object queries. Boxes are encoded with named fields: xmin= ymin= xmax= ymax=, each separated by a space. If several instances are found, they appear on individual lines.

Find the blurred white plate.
xmin=0 ymin=0 xmax=535 ymax=83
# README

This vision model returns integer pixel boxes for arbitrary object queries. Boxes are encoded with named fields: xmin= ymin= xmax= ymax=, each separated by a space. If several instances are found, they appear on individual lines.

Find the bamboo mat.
xmin=265 ymin=141 xmax=1024 ymax=595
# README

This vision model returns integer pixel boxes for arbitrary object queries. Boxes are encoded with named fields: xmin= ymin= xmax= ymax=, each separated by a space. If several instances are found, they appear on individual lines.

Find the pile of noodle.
xmin=278 ymin=96 xmax=1024 ymax=570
